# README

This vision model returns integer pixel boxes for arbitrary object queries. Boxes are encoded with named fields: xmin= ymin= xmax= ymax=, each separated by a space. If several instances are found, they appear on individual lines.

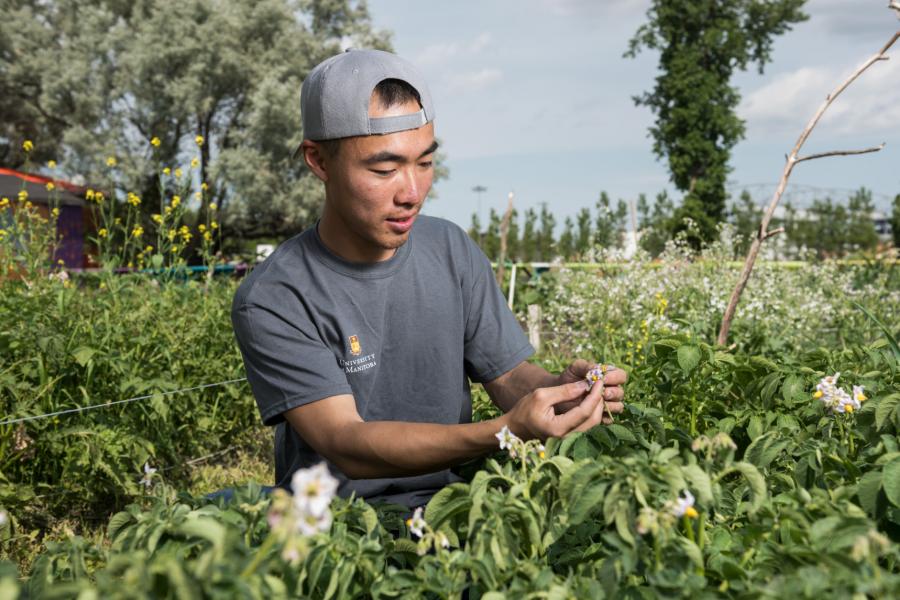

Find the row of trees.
xmin=468 ymin=188 xmax=900 ymax=262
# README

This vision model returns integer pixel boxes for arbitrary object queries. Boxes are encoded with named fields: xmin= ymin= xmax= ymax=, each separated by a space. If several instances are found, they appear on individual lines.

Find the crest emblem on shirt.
xmin=349 ymin=335 xmax=361 ymax=356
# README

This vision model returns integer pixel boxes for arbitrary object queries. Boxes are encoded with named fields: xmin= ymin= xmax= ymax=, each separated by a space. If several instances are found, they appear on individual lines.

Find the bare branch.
xmin=716 ymin=15 xmax=900 ymax=347
xmin=763 ymin=227 xmax=785 ymax=241
xmin=795 ymin=143 xmax=885 ymax=164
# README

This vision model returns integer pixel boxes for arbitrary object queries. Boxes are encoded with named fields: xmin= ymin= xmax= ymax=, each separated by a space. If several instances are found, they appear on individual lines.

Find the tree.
xmin=846 ymin=188 xmax=878 ymax=254
xmin=0 ymin=0 xmax=394 ymax=242
xmin=468 ymin=212 xmax=482 ymax=246
xmin=558 ymin=217 xmax=575 ymax=260
xmin=638 ymin=191 xmax=675 ymax=257
xmin=506 ymin=209 xmax=520 ymax=262
xmin=521 ymin=208 xmax=538 ymax=262
xmin=538 ymin=203 xmax=556 ymax=261
xmin=626 ymin=0 xmax=807 ymax=240
xmin=595 ymin=191 xmax=628 ymax=249
xmin=728 ymin=190 xmax=762 ymax=256
xmin=483 ymin=208 xmax=501 ymax=261
xmin=575 ymin=207 xmax=592 ymax=257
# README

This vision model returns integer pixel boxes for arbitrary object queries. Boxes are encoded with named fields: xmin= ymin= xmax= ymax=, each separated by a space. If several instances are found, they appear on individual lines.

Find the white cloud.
xmin=415 ymin=32 xmax=494 ymax=67
xmin=739 ymin=56 xmax=900 ymax=138
xmin=447 ymin=67 xmax=504 ymax=92
xmin=539 ymin=0 xmax=647 ymax=17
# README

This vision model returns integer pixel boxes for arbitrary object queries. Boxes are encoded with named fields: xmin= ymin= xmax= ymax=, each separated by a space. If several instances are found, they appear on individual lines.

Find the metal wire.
xmin=0 ymin=377 xmax=248 ymax=427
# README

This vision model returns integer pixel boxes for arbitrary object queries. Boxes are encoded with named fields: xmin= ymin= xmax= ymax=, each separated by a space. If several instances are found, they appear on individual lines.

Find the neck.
xmin=317 ymin=205 xmax=396 ymax=263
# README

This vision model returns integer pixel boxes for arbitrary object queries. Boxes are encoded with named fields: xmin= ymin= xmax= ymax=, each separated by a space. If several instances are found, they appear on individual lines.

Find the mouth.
xmin=386 ymin=213 xmax=416 ymax=233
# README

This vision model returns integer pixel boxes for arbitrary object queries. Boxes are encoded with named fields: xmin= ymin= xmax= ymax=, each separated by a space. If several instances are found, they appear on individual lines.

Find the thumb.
xmin=560 ymin=359 xmax=593 ymax=384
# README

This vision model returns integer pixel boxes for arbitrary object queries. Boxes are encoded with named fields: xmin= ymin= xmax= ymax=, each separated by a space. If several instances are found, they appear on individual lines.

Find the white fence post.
xmin=527 ymin=304 xmax=541 ymax=352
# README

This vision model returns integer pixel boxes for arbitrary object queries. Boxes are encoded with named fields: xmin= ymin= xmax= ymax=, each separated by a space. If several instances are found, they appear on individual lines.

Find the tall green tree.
xmin=0 ymin=0 xmax=393 ymax=240
xmin=521 ymin=208 xmax=538 ymax=262
xmin=575 ymin=207 xmax=592 ymax=257
xmin=626 ymin=0 xmax=807 ymax=240
xmin=483 ymin=208 xmax=501 ymax=261
xmin=558 ymin=217 xmax=575 ymax=260
xmin=595 ymin=191 xmax=628 ymax=249
xmin=538 ymin=203 xmax=556 ymax=261
xmin=506 ymin=209 xmax=520 ymax=262
xmin=468 ymin=212 xmax=482 ymax=246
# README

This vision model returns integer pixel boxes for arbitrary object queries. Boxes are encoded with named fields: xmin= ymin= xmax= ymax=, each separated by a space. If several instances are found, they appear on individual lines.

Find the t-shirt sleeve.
xmin=461 ymin=234 xmax=534 ymax=383
xmin=232 ymin=302 xmax=352 ymax=426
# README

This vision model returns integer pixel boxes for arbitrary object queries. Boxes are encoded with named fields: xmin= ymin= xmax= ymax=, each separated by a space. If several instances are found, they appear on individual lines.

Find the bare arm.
xmin=483 ymin=361 xmax=557 ymax=413
xmin=284 ymin=377 xmax=609 ymax=480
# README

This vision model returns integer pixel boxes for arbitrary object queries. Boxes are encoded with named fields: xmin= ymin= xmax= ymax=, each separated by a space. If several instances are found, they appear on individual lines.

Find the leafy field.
xmin=2 ymin=248 xmax=900 ymax=598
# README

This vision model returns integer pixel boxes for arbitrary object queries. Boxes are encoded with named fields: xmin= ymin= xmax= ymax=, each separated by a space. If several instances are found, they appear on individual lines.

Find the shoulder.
xmin=232 ymin=230 xmax=312 ymax=314
xmin=412 ymin=215 xmax=475 ymax=251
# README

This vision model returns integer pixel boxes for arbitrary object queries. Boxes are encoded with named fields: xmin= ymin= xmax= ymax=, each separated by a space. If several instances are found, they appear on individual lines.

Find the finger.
xmin=601 ymin=368 xmax=628 ymax=386
xmin=558 ymin=359 xmax=593 ymax=384
xmin=553 ymin=379 xmax=605 ymax=432
xmin=603 ymin=387 xmax=624 ymax=403
xmin=603 ymin=401 xmax=624 ymax=415
xmin=574 ymin=390 xmax=609 ymax=432
xmin=541 ymin=380 xmax=591 ymax=406
xmin=601 ymin=416 xmax=614 ymax=425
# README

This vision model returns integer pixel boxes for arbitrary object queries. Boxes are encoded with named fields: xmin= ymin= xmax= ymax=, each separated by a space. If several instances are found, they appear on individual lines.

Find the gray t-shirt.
xmin=231 ymin=215 xmax=533 ymax=509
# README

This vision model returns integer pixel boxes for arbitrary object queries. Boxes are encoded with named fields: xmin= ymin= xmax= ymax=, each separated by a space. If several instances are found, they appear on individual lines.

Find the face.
xmin=306 ymin=99 xmax=437 ymax=263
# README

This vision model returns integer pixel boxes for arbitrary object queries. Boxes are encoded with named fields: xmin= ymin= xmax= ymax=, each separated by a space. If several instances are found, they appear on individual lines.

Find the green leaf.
xmin=731 ymin=462 xmax=767 ymax=515
xmin=682 ymin=464 xmax=713 ymax=505
xmin=606 ymin=424 xmax=636 ymax=443
xmin=747 ymin=415 xmax=764 ymax=441
xmin=875 ymin=394 xmax=900 ymax=431
xmin=425 ymin=483 xmax=471 ymax=528
xmin=853 ymin=301 xmax=900 ymax=359
xmin=107 ymin=511 xmax=135 ymax=541
xmin=71 ymin=346 xmax=97 ymax=367
xmin=856 ymin=470 xmax=883 ymax=516
xmin=882 ymin=458 xmax=900 ymax=507
xmin=677 ymin=345 xmax=701 ymax=375
xmin=781 ymin=374 xmax=804 ymax=403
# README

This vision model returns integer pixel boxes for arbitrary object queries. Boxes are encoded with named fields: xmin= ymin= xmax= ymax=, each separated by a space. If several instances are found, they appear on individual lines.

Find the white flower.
xmin=436 ymin=531 xmax=450 ymax=549
xmin=407 ymin=506 xmax=427 ymax=539
xmin=295 ymin=508 xmax=333 ymax=536
xmin=291 ymin=463 xmax=338 ymax=518
xmin=140 ymin=462 xmax=157 ymax=488
xmin=495 ymin=425 xmax=520 ymax=451
xmin=669 ymin=490 xmax=698 ymax=519
xmin=852 ymin=385 xmax=867 ymax=404
xmin=834 ymin=388 xmax=860 ymax=414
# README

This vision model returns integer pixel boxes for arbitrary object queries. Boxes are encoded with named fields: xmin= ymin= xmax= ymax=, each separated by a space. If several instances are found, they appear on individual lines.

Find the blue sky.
xmin=365 ymin=0 xmax=900 ymax=229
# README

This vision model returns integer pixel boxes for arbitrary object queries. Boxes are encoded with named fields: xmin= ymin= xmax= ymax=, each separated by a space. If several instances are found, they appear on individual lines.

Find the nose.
xmin=395 ymin=167 xmax=420 ymax=205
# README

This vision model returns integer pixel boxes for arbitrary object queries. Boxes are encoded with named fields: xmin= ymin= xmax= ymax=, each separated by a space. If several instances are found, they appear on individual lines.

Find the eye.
xmin=418 ymin=161 xmax=433 ymax=169
xmin=370 ymin=169 xmax=395 ymax=176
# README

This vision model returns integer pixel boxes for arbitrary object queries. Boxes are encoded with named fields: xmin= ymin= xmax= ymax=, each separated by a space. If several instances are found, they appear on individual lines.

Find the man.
xmin=231 ymin=49 xmax=626 ymax=509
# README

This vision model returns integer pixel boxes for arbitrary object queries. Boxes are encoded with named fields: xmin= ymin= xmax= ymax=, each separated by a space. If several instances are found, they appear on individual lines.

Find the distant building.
xmin=0 ymin=168 xmax=95 ymax=268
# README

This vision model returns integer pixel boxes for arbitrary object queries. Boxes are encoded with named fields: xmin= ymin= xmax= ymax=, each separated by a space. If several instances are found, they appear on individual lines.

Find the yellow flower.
xmin=163 ymin=167 xmax=171 ymax=176
xmin=0 ymin=197 xmax=8 ymax=208
xmin=48 ymin=160 xmax=57 ymax=169
xmin=174 ymin=168 xmax=183 ymax=179
xmin=203 ymin=230 xmax=213 ymax=242
xmin=198 ymin=223 xmax=207 ymax=232
xmin=51 ymin=207 xmax=59 ymax=217
xmin=813 ymin=390 xmax=823 ymax=399
xmin=171 ymin=244 xmax=179 ymax=252
xmin=150 ymin=136 xmax=161 ymax=147
xmin=18 ymin=190 xmax=28 ymax=202
xmin=208 ymin=202 xmax=217 ymax=211
xmin=95 ymin=191 xmax=105 ymax=203
xmin=164 ymin=206 xmax=172 ymax=215
xmin=98 ymin=228 xmax=108 ymax=238
xmin=85 ymin=189 xmax=95 ymax=201
xmin=201 ymin=182 xmax=208 ymax=191
xmin=191 ymin=157 xmax=199 ymax=169
xmin=210 ymin=221 xmax=218 ymax=230
xmin=132 ymin=225 xmax=144 ymax=238
xmin=194 ymin=191 xmax=202 ymax=200
xmin=144 ymin=245 xmax=154 ymax=253
xmin=23 ymin=140 xmax=34 ymax=152
xmin=152 ymin=214 xmax=162 ymax=224
xmin=106 ymin=156 xmax=117 ymax=167
xmin=167 ymin=229 xmax=176 ymax=241
xmin=114 ymin=217 xmax=121 ymax=225
xmin=171 ymin=195 xmax=181 ymax=208
xmin=127 ymin=192 xmax=141 ymax=206
xmin=195 ymin=135 xmax=204 ymax=146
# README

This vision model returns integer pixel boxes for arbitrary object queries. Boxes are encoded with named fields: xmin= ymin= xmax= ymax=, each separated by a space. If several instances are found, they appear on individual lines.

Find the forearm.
xmin=484 ymin=361 xmax=557 ymax=413
xmin=331 ymin=416 xmax=510 ymax=479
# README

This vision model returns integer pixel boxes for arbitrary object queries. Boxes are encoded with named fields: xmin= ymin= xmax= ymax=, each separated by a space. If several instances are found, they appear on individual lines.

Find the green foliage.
xmin=0 ymin=0 xmax=390 ymax=240
xmin=626 ymin=0 xmax=808 ymax=238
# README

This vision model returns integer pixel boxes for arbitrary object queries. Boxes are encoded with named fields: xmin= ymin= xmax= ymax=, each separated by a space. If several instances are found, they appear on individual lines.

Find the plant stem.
xmin=240 ymin=533 xmax=278 ymax=579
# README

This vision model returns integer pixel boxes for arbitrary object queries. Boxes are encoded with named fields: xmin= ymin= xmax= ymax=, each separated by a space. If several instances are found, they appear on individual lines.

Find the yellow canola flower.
xmin=163 ymin=167 xmax=171 ymax=176
xmin=98 ymin=228 xmax=108 ymax=238
xmin=48 ymin=160 xmax=56 ymax=169
xmin=195 ymin=135 xmax=204 ymax=146
xmin=51 ymin=207 xmax=59 ymax=217
xmin=46 ymin=182 xmax=55 ymax=192
xmin=0 ymin=197 xmax=9 ymax=208
xmin=127 ymin=192 xmax=141 ymax=206
xmin=132 ymin=225 xmax=144 ymax=238
xmin=85 ymin=189 xmax=95 ymax=201
xmin=144 ymin=245 xmax=154 ymax=253
xmin=201 ymin=182 xmax=208 ymax=191
xmin=95 ymin=191 xmax=105 ymax=203
xmin=203 ymin=230 xmax=213 ymax=242
xmin=174 ymin=168 xmax=183 ymax=179
xmin=194 ymin=191 xmax=202 ymax=200
xmin=210 ymin=221 xmax=218 ymax=230
xmin=171 ymin=195 xmax=181 ymax=208
xmin=152 ymin=214 xmax=162 ymax=224
xmin=114 ymin=217 xmax=121 ymax=225
xmin=23 ymin=140 xmax=34 ymax=152
xmin=191 ymin=157 xmax=199 ymax=169
xmin=167 ymin=229 xmax=176 ymax=241
xmin=106 ymin=156 xmax=117 ymax=167
xmin=18 ymin=190 xmax=28 ymax=202
xmin=198 ymin=224 xmax=206 ymax=232
xmin=171 ymin=244 xmax=179 ymax=252
xmin=164 ymin=206 xmax=172 ymax=215
xmin=208 ymin=202 xmax=217 ymax=211
xmin=150 ymin=136 xmax=161 ymax=147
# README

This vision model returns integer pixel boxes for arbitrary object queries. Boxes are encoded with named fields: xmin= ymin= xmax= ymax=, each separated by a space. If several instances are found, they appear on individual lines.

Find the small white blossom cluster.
xmin=267 ymin=463 xmax=338 ymax=563
xmin=495 ymin=425 xmax=545 ymax=461
xmin=637 ymin=490 xmax=699 ymax=537
xmin=813 ymin=373 xmax=866 ymax=414
xmin=405 ymin=507 xmax=450 ymax=555
xmin=585 ymin=363 xmax=613 ymax=391
xmin=140 ymin=462 xmax=157 ymax=489
xmin=0 ymin=509 xmax=8 ymax=527
xmin=850 ymin=528 xmax=890 ymax=562
xmin=691 ymin=432 xmax=737 ymax=457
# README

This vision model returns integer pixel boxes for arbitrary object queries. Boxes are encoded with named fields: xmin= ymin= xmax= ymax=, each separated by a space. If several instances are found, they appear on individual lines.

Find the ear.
xmin=301 ymin=140 xmax=329 ymax=182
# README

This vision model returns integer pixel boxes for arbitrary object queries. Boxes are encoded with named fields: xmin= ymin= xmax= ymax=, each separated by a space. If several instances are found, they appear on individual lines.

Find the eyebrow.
xmin=361 ymin=140 xmax=439 ymax=165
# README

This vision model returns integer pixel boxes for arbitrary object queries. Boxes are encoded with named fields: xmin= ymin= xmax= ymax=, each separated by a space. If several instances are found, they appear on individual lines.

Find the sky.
xmin=365 ymin=0 xmax=900 ymax=229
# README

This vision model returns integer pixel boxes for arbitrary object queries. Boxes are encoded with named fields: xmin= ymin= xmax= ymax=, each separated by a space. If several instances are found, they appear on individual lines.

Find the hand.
xmin=503 ymin=377 xmax=618 ymax=442
xmin=555 ymin=359 xmax=627 ymax=419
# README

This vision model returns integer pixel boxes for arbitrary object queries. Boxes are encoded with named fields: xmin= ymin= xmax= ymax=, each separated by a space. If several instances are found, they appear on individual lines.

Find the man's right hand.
xmin=502 ymin=378 xmax=613 ymax=441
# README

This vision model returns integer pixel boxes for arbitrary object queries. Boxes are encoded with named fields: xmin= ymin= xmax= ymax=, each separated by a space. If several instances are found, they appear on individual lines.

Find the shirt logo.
xmin=349 ymin=335 xmax=361 ymax=356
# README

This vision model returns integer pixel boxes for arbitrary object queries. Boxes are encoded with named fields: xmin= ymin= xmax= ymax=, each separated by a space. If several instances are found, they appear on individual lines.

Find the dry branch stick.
xmin=716 ymin=20 xmax=900 ymax=347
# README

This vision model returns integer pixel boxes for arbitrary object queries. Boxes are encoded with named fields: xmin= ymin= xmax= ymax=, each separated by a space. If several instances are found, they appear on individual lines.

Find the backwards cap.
xmin=300 ymin=48 xmax=435 ymax=142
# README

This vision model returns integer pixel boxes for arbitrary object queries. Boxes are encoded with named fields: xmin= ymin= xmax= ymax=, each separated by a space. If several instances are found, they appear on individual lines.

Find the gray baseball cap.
xmin=300 ymin=48 xmax=435 ymax=142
